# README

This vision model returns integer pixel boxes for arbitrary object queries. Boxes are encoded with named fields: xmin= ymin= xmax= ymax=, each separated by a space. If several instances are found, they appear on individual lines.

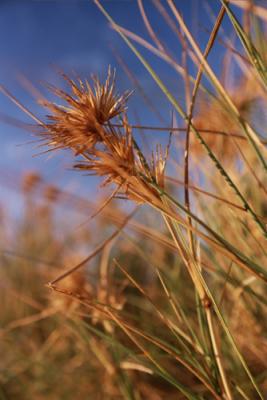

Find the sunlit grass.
xmin=1 ymin=1 xmax=267 ymax=399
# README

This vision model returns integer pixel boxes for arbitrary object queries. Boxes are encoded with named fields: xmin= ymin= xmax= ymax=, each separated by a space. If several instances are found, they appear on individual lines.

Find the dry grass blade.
xmin=113 ymin=259 xmax=203 ymax=355
xmin=104 ymin=307 xmax=222 ymax=400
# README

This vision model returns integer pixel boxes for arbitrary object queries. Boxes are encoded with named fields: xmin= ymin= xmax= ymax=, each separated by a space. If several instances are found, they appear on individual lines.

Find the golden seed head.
xmin=74 ymin=123 xmax=136 ymax=191
xmin=37 ymin=70 xmax=163 ymax=204
xmin=22 ymin=172 xmax=42 ymax=193
xmin=43 ymin=185 xmax=60 ymax=203
xmin=39 ymin=67 xmax=131 ymax=154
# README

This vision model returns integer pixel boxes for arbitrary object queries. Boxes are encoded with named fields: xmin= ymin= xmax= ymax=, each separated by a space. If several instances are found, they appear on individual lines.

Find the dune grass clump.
xmin=1 ymin=1 xmax=267 ymax=399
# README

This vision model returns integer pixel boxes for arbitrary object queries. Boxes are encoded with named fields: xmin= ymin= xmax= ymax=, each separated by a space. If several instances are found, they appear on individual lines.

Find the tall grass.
xmin=1 ymin=1 xmax=267 ymax=399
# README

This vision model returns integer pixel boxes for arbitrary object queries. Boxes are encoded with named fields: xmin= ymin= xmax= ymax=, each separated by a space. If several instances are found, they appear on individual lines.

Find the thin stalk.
xmin=206 ymin=307 xmax=233 ymax=400
xmin=162 ymin=203 xmax=232 ymax=397
xmin=107 ymin=123 xmax=267 ymax=145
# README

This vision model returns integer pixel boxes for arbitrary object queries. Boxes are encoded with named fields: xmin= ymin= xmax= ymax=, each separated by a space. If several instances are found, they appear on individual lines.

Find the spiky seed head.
xmin=74 ymin=123 xmax=137 ymax=195
xmin=37 ymin=70 xmax=162 ymax=204
xmin=89 ymin=67 xmax=132 ymax=124
xmin=39 ymin=68 xmax=131 ymax=154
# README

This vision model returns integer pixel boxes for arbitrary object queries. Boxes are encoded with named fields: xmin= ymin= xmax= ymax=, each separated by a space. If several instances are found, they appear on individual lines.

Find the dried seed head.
xmin=22 ymin=172 xmax=42 ymax=193
xmin=90 ymin=67 xmax=132 ymax=124
xmin=75 ymin=122 xmax=163 ymax=204
xmin=43 ymin=185 xmax=60 ymax=203
xmin=37 ymin=70 xmax=160 ymax=204
xmin=74 ymin=123 xmax=138 ymax=196
xmin=39 ymin=68 xmax=131 ymax=154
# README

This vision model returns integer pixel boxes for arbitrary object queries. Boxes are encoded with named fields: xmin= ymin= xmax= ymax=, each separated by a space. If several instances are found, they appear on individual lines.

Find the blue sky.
xmin=0 ymin=0 xmax=248 ymax=206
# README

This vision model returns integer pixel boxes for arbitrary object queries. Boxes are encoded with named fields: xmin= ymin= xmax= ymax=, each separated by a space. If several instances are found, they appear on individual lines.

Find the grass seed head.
xmin=38 ymin=70 xmax=163 ymax=204
xmin=22 ymin=172 xmax=42 ymax=194
xmin=39 ymin=67 xmax=131 ymax=154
